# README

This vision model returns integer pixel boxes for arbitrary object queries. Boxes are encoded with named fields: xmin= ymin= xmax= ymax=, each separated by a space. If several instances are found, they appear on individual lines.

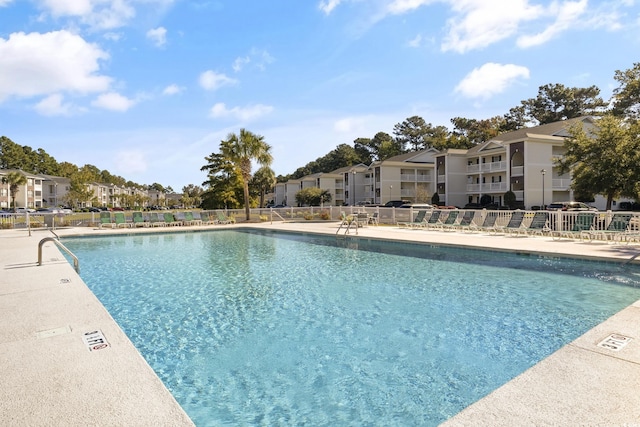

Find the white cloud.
xmin=407 ymin=34 xmax=422 ymax=47
xmin=198 ymin=70 xmax=238 ymax=91
xmin=0 ymin=30 xmax=111 ymax=102
xmin=442 ymin=0 xmax=544 ymax=53
xmin=319 ymin=0 xmax=342 ymax=15
xmin=146 ymin=26 xmax=167 ymax=47
xmin=232 ymin=56 xmax=250 ymax=72
xmin=91 ymin=91 xmax=136 ymax=111
xmin=454 ymin=63 xmax=530 ymax=100
xmin=387 ymin=0 xmax=433 ymax=15
xmin=114 ymin=149 xmax=147 ymax=174
xmin=517 ymin=0 xmax=588 ymax=48
xmin=209 ymin=102 xmax=273 ymax=121
xmin=0 ymin=0 xmax=14 ymax=6
xmin=34 ymin=93 xmax=75 ymax=116
xmin=162 ymin=84 xmax=183 ymax=95
xmin=39 ymin=0 xmax=136 ymax=30
xmin=334 ymin=116 xmax=369 ymax=133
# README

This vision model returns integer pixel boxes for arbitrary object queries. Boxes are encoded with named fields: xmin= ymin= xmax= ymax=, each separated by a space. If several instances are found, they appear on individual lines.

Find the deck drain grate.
xmin=59 ymin=278 xmax=71 ymax=284
xmin=36 ymin=325 xmax=72 ymax=339
xmin=597 ymin=333 xmax=632 ymax=351
xmin=83 ymin=330 xmax=110 ymax=352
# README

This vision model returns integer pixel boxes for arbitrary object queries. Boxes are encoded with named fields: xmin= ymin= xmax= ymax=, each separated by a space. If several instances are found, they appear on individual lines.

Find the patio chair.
xmin=356 ymin=212 xmax=369 ymax=227
xmin=423 ymin=210 xmax=442 ymax=230
xmin=398 ymin=210 xmax=427 ymax=228
xmin=99 ymin=211 xmax=114 ymax=229
xmin=149 ymin=212 xmax=166 ymax=227
xmin=581 ymin=213 xmax=632 ymax=242
xmin=199 ymin=211 xmax=216 ymax=225
xmin=216 ymin=212 xmax=235 ymax=224
xmin=114 ymin=212 xmax=132 ymax=228
xmin=434 ymin=210 xmax=461 ymax=231
xmin=551 ymin=212 xmax=595 ymax=240
xmin=453 ymin=210 xmax=477 ymax=232
xmin=468 ymin=212 xmax=498 ymax=233
xmin=492 ymin=211 xmax=524 ymax=235
xmin=132 ymin=211 xmax=148 ymax=227
xmin=185 ymin=211 xmax=202 ymax=226
xmin=163 ymin=212 xmax=182 ymax=226
xmin=508 ymin=211 xmax=549 ymax=237
xmin=368 ymin=212 xmax=379 ymax=226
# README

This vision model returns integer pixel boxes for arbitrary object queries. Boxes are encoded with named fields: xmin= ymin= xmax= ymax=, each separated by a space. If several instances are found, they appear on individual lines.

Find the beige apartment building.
xmin=274 ymin=117 xmax=628 ymax=210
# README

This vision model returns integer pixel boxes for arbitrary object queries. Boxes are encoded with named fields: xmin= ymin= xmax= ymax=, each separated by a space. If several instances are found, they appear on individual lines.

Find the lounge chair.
xmin=492 ymin=211 xmax=525 ymax=234
xmin=149 ymin=212 xmax=166 ymax=227
xmin=199 ymin=211 xmax=217 ymax=225
xmin=434 ymin=211 xmax=460 ymax=231
xmin=468 ymin=212 xmax=498 ymax=233
xmin=99 ymin=211 xmax=114 ymax=229
xmin=216 ymin=212 xmax=235 ymax=224
xmin=453 ymin=210 xmax=477 ymax=232
xmin=398 ymin=210 xmax=428 ymax=228
xmin=132 ymin=211 xmax=148 ymax=227
xmin=114 ymin=212 xmax=132 ymax=228
xmin=581 ymin=213 xmax=632 ymax=242
xmin=185 ymin=211 xmax=202 ymax=226
xmin=508 ymin=211 xmax=549 ymax=237
xmin=423 ymin=210 xmax=442 ymax=230
xmin=551 ymin=212 xmax=595 ymax=240
xmin=163 ymin=212 xmax=181 ymax=226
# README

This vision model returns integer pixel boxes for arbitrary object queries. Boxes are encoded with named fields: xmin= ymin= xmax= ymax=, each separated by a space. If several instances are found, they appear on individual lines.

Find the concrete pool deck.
xmin=1 ymin=222 xmax=639 ymax=426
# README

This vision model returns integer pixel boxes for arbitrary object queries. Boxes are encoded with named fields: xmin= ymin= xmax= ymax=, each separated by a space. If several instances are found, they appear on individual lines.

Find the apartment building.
xmin=273 ymin=117 xmax=628 ymax=210
xmin=0 ymin=169 xmax=43 ymax=210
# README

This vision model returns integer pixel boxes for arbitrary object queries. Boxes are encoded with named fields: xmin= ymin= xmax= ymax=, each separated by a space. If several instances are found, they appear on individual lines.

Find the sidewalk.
xmin=1 ymin=223 xmax=639 ymax=426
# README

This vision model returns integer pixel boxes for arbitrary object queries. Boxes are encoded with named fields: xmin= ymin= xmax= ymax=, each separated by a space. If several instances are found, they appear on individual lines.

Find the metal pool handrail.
xmin=38 ymin=237 xmax=80 ymax=273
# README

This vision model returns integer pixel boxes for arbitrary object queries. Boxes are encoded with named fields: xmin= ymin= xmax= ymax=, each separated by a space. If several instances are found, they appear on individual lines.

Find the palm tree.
xmin=251 ymin=166 xmax=276 ymax=208
xmin=1 ymin=171 xmax=27 ymax=212
xmin=219 ymin=129 xmax=273 ymax=220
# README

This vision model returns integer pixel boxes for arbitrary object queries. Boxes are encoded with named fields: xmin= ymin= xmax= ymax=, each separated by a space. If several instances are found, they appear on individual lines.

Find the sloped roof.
xmin=466 ymin=116 xmax=596 ymax=156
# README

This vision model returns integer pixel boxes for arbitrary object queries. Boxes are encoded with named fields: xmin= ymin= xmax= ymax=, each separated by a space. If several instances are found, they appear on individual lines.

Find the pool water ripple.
xmin=63 ymin=230 xmax=640 ymax=426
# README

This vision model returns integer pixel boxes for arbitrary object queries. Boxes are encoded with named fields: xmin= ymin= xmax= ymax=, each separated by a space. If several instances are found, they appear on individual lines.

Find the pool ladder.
xmin=38 ymin=237 xmax=80 ymax=273
xmin=336 ymin=219 xmax=358 ymax=236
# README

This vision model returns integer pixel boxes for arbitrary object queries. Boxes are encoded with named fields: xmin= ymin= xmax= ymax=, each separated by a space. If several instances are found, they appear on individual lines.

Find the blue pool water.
xmin=63 ymin=230 xmax=640 ymax=426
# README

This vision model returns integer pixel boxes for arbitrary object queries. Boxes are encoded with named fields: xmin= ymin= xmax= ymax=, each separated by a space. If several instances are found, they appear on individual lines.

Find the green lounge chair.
xmin=184 ymin=211 xmax=202 ymax=226
xmin=551 ymin=212 xmax=595 ymax=240
xmin=492 ymin=211 xmax=525 ymax=234
xmin=508 ymin=211 xmax=550 ymax=237
xmin=216 ymin=212 xmax=235 ymax=224
xmin=582 ymin=213 xmax=632 ymax=242
xmin=453 ymin=210 xmax=477 ymax=232
xmin=423 ymin=210 xmax=442 ymax=230
xmin=398 ymin=210 xmax=428 ymax=228
xmin=99 ymin=211 xmax=114 ymax=229
xmin=434 ymin=210 xmax=460 ymax=231
xmin=132 ymin=211 xmax=148 ymax=227
xmin=149 ymin=212 xmax=166 ymax=227
xmin=114 ymin=212 xmax=132 ymax=228
xmin=468 ymin=213 xmax=498 ymax=233
xmin=163 ymin=212 xmax=181 ymax=226
xmin=199 ymin=211 xmax=216 ymax=225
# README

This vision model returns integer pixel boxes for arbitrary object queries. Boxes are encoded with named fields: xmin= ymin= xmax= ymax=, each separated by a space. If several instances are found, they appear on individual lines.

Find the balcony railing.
xmin=400 ymin=174 xmax=432 ymax=182
xmin=552 ymin=179 xmax=571 ymax=190
xmin=437 ymin=174 xmax=446 ymax=183
xmin=466 ymin=183 xmax=508 ymax=193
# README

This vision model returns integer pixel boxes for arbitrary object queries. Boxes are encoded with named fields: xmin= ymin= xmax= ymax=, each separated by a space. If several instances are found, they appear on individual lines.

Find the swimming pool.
xmin=63 ymin=230 xmax=640 ymax=426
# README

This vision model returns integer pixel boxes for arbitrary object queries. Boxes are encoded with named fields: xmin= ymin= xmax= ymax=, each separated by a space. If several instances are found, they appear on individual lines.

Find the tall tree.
xmin=556 ymin=115 xmax=640 ymax=210
xmin=520 ymin=83 xmax=607 ymax=125
xmin=1 ymin=171 xmax=27 ymax=211
xmin=393 ymin=116 xmax=429 ymax=151
xmin=207 ymin=129 xmax=273 ymax=219
xmin=353 ymin=137 xmax=374 ymax=164
xmin=611 ymin=62 xmax=640 ymax=119
xmin=372 ymin=132 xmax=402 ymax=160
xmin=449 ymin=116 xmax=504 ymax=147
xmin=0 ymin=136 xmax=29 ymax=169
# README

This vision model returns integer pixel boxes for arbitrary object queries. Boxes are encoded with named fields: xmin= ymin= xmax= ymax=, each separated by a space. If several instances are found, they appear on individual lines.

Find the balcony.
xmin=552 ymin=179 xmax=571 ymax=190
xmin=481 ymin=161 xmax=507 ymax=173
xmin=400 ymin=173 xmax=432 ymax=182
xmin=437 ymin=174 xmax=446 ymax=183
xmin=466 ymin=183 xmax=508 ymax=193
xmin=400 ymin=189 xmax=415 ymax=197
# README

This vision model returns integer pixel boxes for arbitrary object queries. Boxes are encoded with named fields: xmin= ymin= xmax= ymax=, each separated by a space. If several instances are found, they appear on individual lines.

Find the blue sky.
xmin=0 ymin=0 xmax=638 ymax=191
